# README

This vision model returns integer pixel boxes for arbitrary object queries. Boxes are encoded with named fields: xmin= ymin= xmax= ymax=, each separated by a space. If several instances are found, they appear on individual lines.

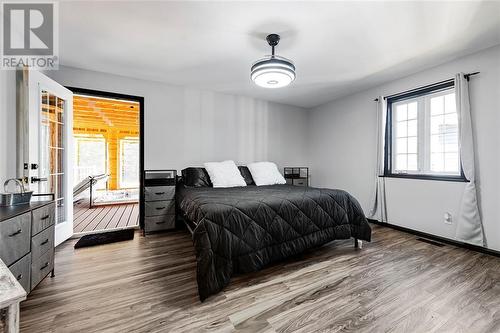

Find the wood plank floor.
xmin=73 ymin=197 xmax=139 ymax=233
xmin=19 ymin=224 xmax=500 ymax=333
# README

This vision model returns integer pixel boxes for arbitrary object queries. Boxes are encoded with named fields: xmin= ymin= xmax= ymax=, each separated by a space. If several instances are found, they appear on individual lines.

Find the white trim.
xmin=27 ymin=69 xmax=74 ymax=246
xmin=55 ymin=221 xmax=73 ymax=246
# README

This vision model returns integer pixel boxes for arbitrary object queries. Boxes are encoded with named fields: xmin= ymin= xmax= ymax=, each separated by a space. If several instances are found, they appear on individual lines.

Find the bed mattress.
xmin=176 ymin=184 xmax=372 ymax=301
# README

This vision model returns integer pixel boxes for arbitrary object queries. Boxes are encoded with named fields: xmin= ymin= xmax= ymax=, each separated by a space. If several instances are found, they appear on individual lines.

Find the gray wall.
xmin=308 ymin=45 xmax=500 ymax=251
xmin=1 ymin=46 xmax=499 ymax=252
xmin=0 ymin=66 xmax=308 ymax=182
xmin=0 ymin=70 xmax=16 ymax=183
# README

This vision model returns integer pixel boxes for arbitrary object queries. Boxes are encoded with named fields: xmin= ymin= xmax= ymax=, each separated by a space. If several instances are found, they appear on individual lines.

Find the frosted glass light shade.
xmin=251 ymin=56 xmax=296 ymax=88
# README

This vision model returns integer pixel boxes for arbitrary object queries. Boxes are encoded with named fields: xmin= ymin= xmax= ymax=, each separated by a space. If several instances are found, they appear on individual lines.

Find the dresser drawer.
xmin=145 ymin=186 xmax=175 ymax=201
xmin=8 ymin=253 xmax=31 ymax=292
xmin=31 ymin=249 xmax=54 ymax=289
xmin=145 ymin=200 xmax=175 ymax=217
xmin=32 ymin=203 xmax=55 ymax=236
xmin=144 ymin=215 xmax=175 ymax=233
xmin=31 ymin=225 xmax=55 ymax=260
xmin=293 ymin=179 xmax=307 ymax=187
xmin=0 ymin=212 xmax=31 ymax=266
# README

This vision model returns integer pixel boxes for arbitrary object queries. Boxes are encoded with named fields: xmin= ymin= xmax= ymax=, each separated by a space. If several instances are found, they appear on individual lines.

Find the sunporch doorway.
xmin=70 ymin=89 xmax=142 ymax=235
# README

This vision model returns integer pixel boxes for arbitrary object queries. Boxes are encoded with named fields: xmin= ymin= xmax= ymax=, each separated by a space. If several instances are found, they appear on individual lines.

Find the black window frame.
xmin=384 ymin=80 xmax=468 ymax=182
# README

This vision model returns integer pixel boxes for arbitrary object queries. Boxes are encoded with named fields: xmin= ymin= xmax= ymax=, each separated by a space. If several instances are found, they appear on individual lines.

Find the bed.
xmin=176 ymin=167 xmax=372 ymax=301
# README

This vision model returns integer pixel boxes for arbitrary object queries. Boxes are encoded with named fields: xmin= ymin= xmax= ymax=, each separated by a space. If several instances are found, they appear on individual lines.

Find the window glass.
xmin=120 ymin=138 xmax=139 ymax=188
xmin=388 ymin=85 xmax=461 ymax=178
xmin=429 ymin=92 xmax=459 ymax=173
xmin=393 ymin=100 xmax=418 ymax=172
xmin=74 ymin=136 xmax=107 ymax=189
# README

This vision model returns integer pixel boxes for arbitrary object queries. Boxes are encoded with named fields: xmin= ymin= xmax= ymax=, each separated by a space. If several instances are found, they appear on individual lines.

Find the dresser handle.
xmin=155 ymin=192 xmax=165 ymax=195
xmin=41 ymin=215 xmax=50 ymax=220
xmin=155 ymin=221 xmax=166 ymax=224
xmin=16 ymin=274 xmax=23 ymax=281
xmin=8 ymin=229 xmax=22 ymax=237
xmin=156 ymin=207 xmax=166 ymax=210
xmin=41 ymin=239 xmax=49 ymax=245
xmin=40 ymin=262 xmax=49 ymax=270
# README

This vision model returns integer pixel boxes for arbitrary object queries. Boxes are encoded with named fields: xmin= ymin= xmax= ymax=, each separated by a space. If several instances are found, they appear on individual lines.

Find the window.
xmin=73 ymin=135 xmax=107 ymax=189
xmin=119 ymin=138 xmax=139 ymax=188
xmin=385 ymin=81 xmax=465 ymax=181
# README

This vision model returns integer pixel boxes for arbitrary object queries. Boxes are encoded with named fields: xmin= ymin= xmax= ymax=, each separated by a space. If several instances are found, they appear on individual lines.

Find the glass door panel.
xmin=40 ymin=91 xmax=66 ymax=226
xmin=18 ymin=68 xmax=73 ymax=245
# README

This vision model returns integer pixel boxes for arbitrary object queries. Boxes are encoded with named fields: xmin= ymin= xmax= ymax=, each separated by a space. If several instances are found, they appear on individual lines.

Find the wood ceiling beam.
xmin=73 ymin=126 xmax=139 ymax=133
xmin=73 ymin=95 xmax=140 ymax=136
xmin=73 ymin=120 xmax=139 ymax=126
xmin=73 ymin=111 xmax=139 ymax=119
xmin=73 ymin=105 xmax=139 ymax=113
xmin=74 ymin=95 xmax=139 ymax=104
xmin=74 ymin=124 xmax=140 ymax=129
xmin=73 ymin=98 xmax=139 ymax=109
xmin=74 ymin=114 xmax=139 ymax=121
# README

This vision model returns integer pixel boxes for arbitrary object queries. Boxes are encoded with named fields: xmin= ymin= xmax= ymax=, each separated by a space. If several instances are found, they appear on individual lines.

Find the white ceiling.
xmin=59 ymin=1 xmax=500 ymax=108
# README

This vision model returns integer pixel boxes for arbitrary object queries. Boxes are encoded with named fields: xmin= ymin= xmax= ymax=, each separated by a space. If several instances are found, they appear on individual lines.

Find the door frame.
xmin=17 ymin=68 xmax=74 ymax=246
xmin=66 ymin=87 xmax=145 ymax=232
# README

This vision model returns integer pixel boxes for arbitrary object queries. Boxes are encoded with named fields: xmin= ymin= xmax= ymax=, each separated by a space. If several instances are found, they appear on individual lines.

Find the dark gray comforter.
xmin=176 ymin=184 xmax=371 ymax=301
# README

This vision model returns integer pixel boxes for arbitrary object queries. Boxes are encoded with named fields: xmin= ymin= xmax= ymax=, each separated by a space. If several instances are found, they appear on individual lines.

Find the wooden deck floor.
xmin=73 ymin=197 xmax=139 ymax=233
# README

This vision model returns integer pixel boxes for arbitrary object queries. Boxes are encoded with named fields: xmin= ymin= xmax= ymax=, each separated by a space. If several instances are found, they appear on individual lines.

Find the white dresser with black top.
xmin=142 ymin=170 xmax=176 ymax=234
xmin=0 ymin=201 xmax=55 ymax=294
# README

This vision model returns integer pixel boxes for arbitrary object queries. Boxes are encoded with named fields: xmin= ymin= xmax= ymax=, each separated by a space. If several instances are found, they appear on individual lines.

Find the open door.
xmin=17 ymin=68 xmax=74 ymax=246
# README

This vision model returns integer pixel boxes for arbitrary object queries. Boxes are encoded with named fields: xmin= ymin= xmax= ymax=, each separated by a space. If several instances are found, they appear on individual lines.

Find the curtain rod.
xmin=373 ymin=72 xmax=480 ymax=102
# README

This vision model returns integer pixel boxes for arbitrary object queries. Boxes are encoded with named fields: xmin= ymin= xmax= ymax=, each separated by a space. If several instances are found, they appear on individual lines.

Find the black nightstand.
xmin=284 ymin=167 xmax=309 ymax=187
xmin=142 ymin=170 xmax=176 ymax=234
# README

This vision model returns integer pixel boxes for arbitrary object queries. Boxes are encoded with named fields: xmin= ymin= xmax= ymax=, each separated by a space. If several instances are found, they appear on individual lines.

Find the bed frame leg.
xmin=354 ymin=238 xmax=362 ymax=249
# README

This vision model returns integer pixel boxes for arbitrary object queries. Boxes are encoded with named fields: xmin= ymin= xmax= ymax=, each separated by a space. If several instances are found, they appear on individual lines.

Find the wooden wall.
xmin=73 ymin=95 xmax=140 ymax=190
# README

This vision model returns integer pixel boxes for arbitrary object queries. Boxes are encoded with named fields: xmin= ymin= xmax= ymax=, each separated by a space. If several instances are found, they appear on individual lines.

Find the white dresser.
xmin=0 ymin=259 xmax=26 ymax=333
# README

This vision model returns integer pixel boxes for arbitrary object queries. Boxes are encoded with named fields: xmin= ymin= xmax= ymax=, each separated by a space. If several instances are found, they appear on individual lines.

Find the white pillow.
xmin=203 ymin=160 xmax=247 ymax=188
xmin=247 ymin=162 xmax=286 ymax=186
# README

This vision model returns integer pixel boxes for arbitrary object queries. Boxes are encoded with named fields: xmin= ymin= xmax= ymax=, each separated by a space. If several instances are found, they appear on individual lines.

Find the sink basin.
xmin=0 ymin=191 xmax=33 ymax=206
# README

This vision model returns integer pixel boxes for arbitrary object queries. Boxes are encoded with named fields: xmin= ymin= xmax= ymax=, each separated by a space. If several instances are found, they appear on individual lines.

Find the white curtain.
xmin=368 ymin=97 xmax=387 ymax=222
xmin=455 ymin=73 xmax=484 ymax=246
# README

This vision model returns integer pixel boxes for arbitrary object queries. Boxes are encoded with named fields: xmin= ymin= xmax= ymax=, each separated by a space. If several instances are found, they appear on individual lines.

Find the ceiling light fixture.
xmin=251 ymin=34 xmax=296 ymax=88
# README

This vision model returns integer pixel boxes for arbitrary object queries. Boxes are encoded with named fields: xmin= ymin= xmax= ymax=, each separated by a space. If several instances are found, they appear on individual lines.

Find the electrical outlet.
xmin=444 ymin=212 xmax=453 ymax=225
